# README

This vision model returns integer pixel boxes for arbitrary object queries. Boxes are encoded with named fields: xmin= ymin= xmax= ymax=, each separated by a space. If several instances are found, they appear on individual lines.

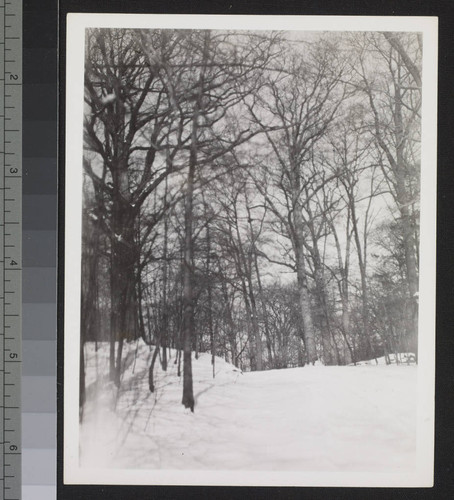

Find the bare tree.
xmin=84 ymin=28 xmax=180 ymax=385
xmin=248 ymin=37 xmax=348 ymax=363
xmin=353 ymin=32 xmax=421 ymax=357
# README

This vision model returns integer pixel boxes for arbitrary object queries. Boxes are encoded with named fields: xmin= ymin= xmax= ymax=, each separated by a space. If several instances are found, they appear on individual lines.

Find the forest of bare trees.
xmin=79 ymin=28 xmax=421 ymax=412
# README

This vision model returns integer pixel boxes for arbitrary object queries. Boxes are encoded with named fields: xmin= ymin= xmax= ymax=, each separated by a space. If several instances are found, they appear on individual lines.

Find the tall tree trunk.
xmin=316 ymin=280 xmax=334 ymax=364
xmin=247 ymin=273 xmax=262 ymax=371
xmin=350 ymin=197 xmax=373 ymax=360
xmin=161 ymin=176 xmax=169 ymax=371
xmin=111 ymin=212 xmax=136 ymax=387
xmin=331 ymin=219 xmax=354 ymax=364
xmin=149 ymin=341 xmax=161 ymax=393
xmin=181 ymin=102 xmax=201 ymax=412
xmin=245 ymin=201 xmax=272 ymax=367
xmin=181 ymin=146 xmax=196 ymax=410
xmin=136 ymin=275 xmax=147 ymax=343
xmin=304 ymin=204 xmax=335 ymax=365
xmin=206 ymin=218 xmax=216 ymax=378
xmin=236 ymin=246 xmax=258 ymax=370
xmin=231 ymin=201 xmax=262 ymax=371
xmin=292 ymin=194 xmax=318 ymax=364
xmin=218 ymin=265 xmax=239 ymax=368
xmin=238 ymin=269 xmax=256 ymax=370
xmin=311 ymin=248 xmax=335 ymax=365
xmin=253 ymin=252 xmax=273 ymax=367
xmin=115 ymin=327 xmax=124 ymax=387
xmin=137 ymin=275 xmax=152 ymax=346
xmin=393 ymin=68 xmax=419 ymax=359
xmin=181 ymin=30 xmax=212 ymax=411
xmin=108 ymin=155 xmax=139 ymax=385
xmin=109 ymin=250 xmax=117 ymax=380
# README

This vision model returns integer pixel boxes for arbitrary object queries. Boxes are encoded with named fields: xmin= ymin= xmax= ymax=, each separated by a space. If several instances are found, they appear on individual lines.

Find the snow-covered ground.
xmin=80 ymin=341 xmax=417 ymax=473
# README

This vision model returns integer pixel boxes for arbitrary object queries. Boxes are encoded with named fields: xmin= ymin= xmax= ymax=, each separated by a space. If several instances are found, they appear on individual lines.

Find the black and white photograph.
xmin=64 ymin=14 xmax=437 ymax=487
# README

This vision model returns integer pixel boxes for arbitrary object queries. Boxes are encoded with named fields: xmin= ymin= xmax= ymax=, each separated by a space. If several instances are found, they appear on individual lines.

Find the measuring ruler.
xmin=0 ymin=0 xmax=21 ymax=498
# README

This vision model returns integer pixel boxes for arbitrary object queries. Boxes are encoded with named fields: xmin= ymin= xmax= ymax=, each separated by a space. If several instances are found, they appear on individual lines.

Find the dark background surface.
xmin=52 ymin=0 xmax=453 ymax=498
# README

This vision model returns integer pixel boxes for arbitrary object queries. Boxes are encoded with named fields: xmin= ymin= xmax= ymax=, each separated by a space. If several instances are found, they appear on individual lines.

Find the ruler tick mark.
xmin=2 ymin=8 xmax=22 ymax=495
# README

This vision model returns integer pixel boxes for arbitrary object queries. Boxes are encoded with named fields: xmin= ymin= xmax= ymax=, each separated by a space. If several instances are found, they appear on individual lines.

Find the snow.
xmin=350 ymin=352 xmax=416 ymax=366
xmin=101 ymin=93 xmax=116 ymax=105
xmin=80 ymin=340 xmax=417 ymax=473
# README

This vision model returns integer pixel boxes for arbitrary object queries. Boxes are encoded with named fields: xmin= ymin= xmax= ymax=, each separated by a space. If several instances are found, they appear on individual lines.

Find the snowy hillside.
xmin=80 ymin=340 xmax=417 ymax=472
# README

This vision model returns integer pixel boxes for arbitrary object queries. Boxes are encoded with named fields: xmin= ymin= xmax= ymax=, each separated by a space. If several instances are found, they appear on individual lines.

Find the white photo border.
xmin=64 ymin=13 xmax=438 ymax=487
